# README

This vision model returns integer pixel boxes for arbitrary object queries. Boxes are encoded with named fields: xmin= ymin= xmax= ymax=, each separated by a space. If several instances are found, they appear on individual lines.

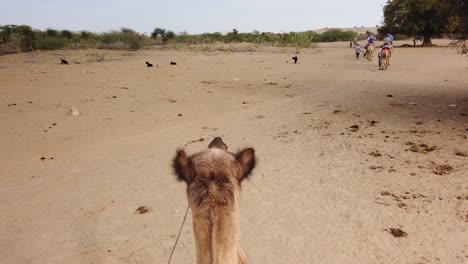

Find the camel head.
xmin=172 ymin=137 xmax=256 ymax=210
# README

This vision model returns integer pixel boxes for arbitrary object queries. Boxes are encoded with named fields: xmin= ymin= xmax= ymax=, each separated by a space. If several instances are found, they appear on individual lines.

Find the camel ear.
xmin=173 ymin=149 xmax=193 ymax=183
xmin=236 ymin=148 xmax=256 ymax=181
xmin=208 ymin=137 xmax=228 ymax=151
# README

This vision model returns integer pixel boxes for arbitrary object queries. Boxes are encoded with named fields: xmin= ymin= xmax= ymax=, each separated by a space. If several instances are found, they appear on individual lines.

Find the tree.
xmin=226 ymin=28 xmax=241 ymax=42
xmin=151 ymin=28 xmax=175 ymax=47
xmin=449 ymin=0 xmax=468 ymax=54
xmin=46 ymin=29 xmax=58 ymax=37
xmin=0 ymin=25 xmax=36 ymax=50
xmin=61 ymin=30 xmax=73 ymax=39
xmin=151 ymin=28 xmax=166 ymax=39
xmin=80 ymin=31 xmax=93 ymax=39
xmin=379 ymin=0 xmax=461 ymax=46
xmin=162 ymin=31 xmax=175 ymax=47
xmin=120 ymin=27 xmax=137 ymax=34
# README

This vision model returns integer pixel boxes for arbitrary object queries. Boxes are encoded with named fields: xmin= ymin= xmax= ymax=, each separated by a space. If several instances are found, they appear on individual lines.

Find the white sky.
xmin=1 ymin=0 xmax=388 ymax=34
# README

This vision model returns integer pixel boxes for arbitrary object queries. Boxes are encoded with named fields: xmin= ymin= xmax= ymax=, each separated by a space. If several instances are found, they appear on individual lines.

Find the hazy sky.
xmin=1 ymin=0 xmax=388 ymax=34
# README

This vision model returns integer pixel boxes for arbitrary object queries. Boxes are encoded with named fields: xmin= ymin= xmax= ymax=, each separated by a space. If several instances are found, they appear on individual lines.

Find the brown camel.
xmin=366 ymin=45 xmax=375 ymax=62
xmin=173 ymin=137 xmax=256 ymax=264
xmin=380 ymin=49 xmax=390 ymax=70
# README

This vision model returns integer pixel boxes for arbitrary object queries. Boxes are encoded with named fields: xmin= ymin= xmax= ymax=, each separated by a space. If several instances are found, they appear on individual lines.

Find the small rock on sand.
xmin=135 ymin=206 xmax=151 ymax=214
xmin=70 ymin=107 xmax=80 ymax=116
xmin=349 ymin=125 xmax=360 ymax=132
xmin=433 ymin=164 xmax=453 ymax=175
xmin=388 ymin=228 xmax=408 ymax=238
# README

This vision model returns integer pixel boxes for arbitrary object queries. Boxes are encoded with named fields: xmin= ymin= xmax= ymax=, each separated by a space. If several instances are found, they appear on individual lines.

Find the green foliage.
xmin=379 ymin=0 xmax=465 ymax=46
xmin=8 ymin=32 xmax=25 ymax=51
xmin=0 ymin=25 xmax=36 ymax=50
xmin=80 ymin=31 xmax=93 ymax=39
xmin=98 ymin=28 xmax=147 ymax=50
xmin=162 ymin=31 xmax=175 ymax=46
xmin=151 ymin=28 xmax=176 ymax=47
xmin=61 ymin=30 xmax=73 ymax=39
xmin=151 ymin=28 xmax=166 ymax=39
xmin=318 ymin=29 xmax=357 ymax=42
xmin=284 ymin=32 xmax=319 ymax=47
xmin=225 ymin=32 xmax=242 ymax=42
xmin=449 ymin=0 xmax=468 ymax=54
xmin=46 ymin=29 xmax=59 ymax=37
xmin=34 ymin=36 xmax=69 ymax=50
xmin=0 ymin=24 xmax=374 ymax=54
xmin=170 ymin=29 xmax=356 ymax=47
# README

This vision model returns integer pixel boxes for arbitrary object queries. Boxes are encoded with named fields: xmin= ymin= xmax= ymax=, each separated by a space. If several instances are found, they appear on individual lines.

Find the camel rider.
xmin=365 ymin=35 xmax=376 ymax=52
xmin=387 ymin=33 xmax=394 ymax=46
xmin=384 ymin=34 xmax=393 ymax=57
xmin=383 ymin=37 xmax=392 ymax=49
xmin=380 ymin=43 xmax=392 ymax=66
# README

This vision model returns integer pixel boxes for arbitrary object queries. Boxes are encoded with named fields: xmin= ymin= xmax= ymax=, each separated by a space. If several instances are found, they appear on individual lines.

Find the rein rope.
xmin=167 ymin=204 xmax=190 ymax=264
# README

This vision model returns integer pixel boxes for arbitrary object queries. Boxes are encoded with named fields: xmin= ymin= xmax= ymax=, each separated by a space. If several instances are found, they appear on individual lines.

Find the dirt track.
xmin=1 ymin=40 xmax=467 ymax=264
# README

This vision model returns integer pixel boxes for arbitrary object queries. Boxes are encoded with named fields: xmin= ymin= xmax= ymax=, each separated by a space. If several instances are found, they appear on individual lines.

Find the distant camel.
xmin=173 ymin=137 xmax=256 ymax=264
xmin=60 ymin=59 xmax=69 ymax=65
xmin=145 ymin=61 xmax=153 ymax=67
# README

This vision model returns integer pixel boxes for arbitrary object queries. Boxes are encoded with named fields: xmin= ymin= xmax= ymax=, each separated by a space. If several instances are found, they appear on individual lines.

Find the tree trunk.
xmin=422 ymin=35 xmax=433 ymax=47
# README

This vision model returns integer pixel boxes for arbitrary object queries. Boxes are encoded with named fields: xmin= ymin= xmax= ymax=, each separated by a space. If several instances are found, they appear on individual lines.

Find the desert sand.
xmin=0 ymin=40 xmax=467 ymax=264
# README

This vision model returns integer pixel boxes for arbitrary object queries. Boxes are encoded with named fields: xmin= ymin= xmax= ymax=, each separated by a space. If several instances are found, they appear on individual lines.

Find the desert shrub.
xmin=319 ymin=29 xmax=357 ymax=42
xmin=99 ymin=28 xmax=147 ymax=50
xmin=80 ymin=31 xmax=94 ymax=40
xmin=0 ymin=25 xmax=36 ymax=50
xmin=287 ymin=32 xmax=319 ymax=47
xmin=46 ymin=29 xmax=59 ymax=37
xmin=225 ymin=29 xmax=242 ymax=42
xmin=451 ymin=39 xmax=468 ymax=55
xmin=0 ymin=43 xmax=19 ymax=55
xmin=61 ymin=30 xmax=73 ymax=39
xmin=86 ymin=52 xmax=106 ymax=62
xmin=0 ymin=24 xmax=375 ymax=54
xmin=34 ymin=36 xmax=69 ymax=50
xmin=8 ymin=32 xmax=25 ymax=51
xmin=98 ymin=41 xmax=129 ymax=50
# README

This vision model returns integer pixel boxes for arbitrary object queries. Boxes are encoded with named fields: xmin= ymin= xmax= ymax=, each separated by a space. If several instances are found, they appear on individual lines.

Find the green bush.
xmin=61 ymin=30 xmax=73 ymax=39
xmin=0 ymin=24 xmax=372 ymax=54
xmin=0 ymin=25 xmax=36 ymax=51
xmin=319 ymin=29 xmax=357 ymax=42
xmin=286 ymin=32 xmax=319 ymax=47
xmin=34 ymin=36 xmax=69 ymax=50
xmin=46 ymin=29 xmax=59 ymax=37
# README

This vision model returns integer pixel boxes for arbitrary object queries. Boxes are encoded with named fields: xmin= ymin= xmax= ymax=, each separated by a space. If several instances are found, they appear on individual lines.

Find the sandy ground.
xmin=0 ymin=40 xmax=467 ymax=264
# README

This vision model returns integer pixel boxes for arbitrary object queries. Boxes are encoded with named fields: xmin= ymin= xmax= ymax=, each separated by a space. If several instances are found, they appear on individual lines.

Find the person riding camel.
xmin=365 ymin=34 xmax=376 ymax=53
xmin=386 ymin=33 xmax=394 ymax=47
xmin=383 ymin=34 xmax=393 ymax=58
xmin=379 ymin=43 xmax=392 ymax=67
